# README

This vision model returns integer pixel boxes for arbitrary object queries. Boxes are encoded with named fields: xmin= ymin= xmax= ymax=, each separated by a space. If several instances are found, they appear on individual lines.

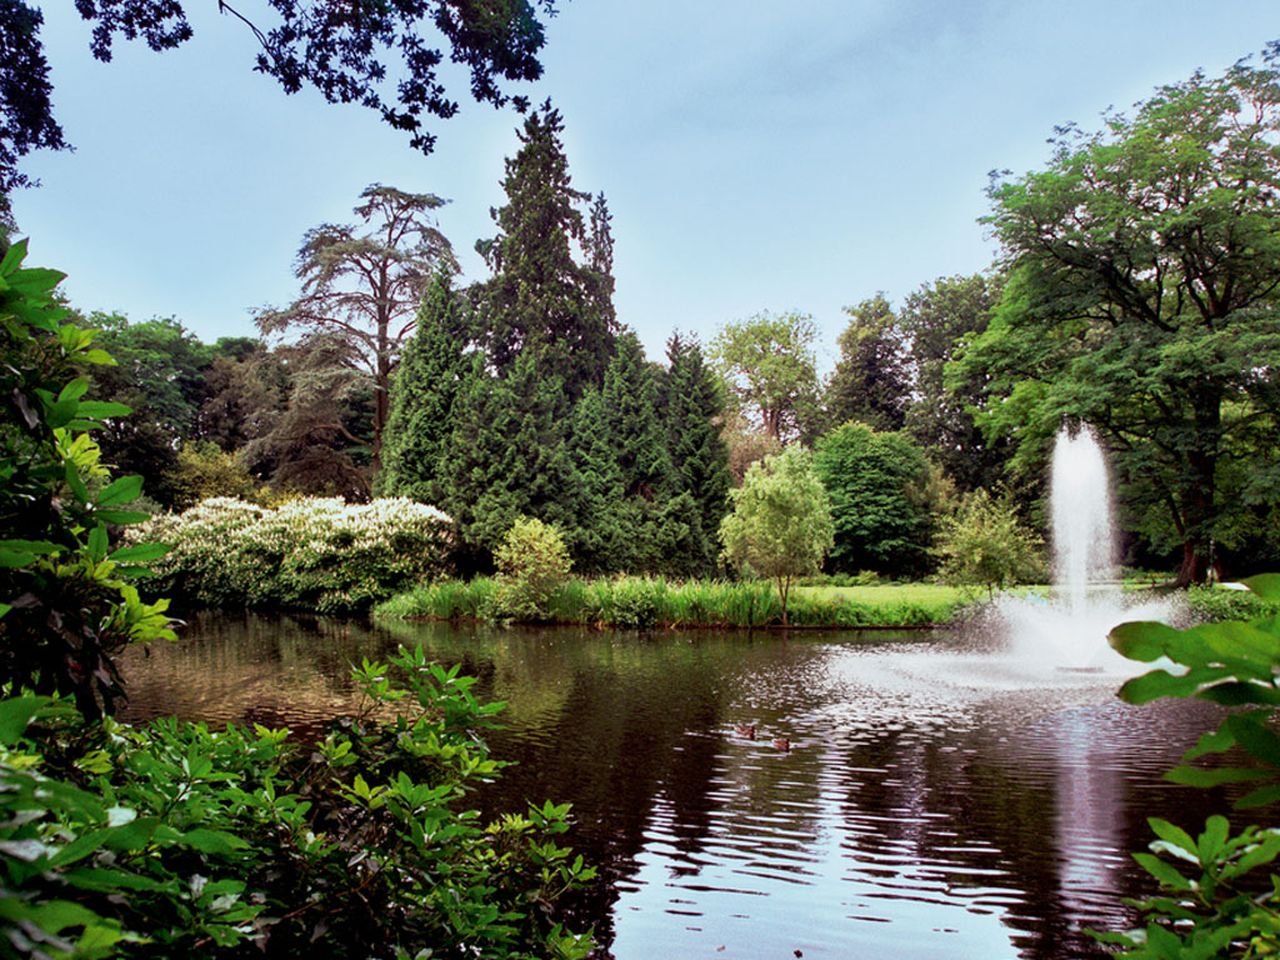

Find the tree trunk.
xmin=1173 ymin=390 xmax=1221 ymax=588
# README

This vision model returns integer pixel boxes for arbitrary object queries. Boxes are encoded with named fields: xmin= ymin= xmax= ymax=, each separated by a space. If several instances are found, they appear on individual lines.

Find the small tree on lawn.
xmin=935 ymin=488 xmax=1044 ymax=599
xmin=719 ymin=445 xmax=833 ymax=626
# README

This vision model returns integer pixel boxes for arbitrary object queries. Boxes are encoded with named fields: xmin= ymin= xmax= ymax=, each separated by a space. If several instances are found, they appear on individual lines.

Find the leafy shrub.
xmin=1096 ymin=574 xmax=1280 ymax=955
xmin=935 ymin=488 xmax=1045 ymax=598
xmin=165 ymin=440 xmax=264 ymax=509
xmin=137 ymin=497 xmax=452 ymax=614
xmin=1185 ymin=583 xmax=1280 ymax=623
xmin=487 ymin=517 xmax=572 ymax=622
xmin=0 ymin=647 xmax=594 ymax=958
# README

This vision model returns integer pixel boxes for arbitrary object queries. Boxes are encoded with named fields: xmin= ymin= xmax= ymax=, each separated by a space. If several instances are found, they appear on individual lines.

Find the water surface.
xmin=120 ymin=613 xmax=1234 ymax=960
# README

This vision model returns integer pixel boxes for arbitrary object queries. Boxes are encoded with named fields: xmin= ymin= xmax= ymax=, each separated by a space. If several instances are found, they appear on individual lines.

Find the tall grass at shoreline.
xmin=374 ymin=577 xmax=972 ymax=628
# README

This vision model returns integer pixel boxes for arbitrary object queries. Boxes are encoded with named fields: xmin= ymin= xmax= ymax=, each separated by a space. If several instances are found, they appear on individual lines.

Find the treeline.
xmin=80 ymin=52 xmax=1280 ymax=585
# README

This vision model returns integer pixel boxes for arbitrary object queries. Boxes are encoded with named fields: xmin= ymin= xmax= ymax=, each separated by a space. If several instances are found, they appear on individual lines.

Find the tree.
xmin=193 ymin=337 xmax=290 ymax=453
xmin=959 ymin=47 xmax=1280 ymax=585
xmin=476 ymin=102 xmax=615 ymax=396
xmin=935 ymin=488 xmax=1045 ymax=598
xmin=257 ymin=184 xmax=457 ymax=469
xmin=824 ymin=293 xmax=911 ymax=433
xmin=376 ymin=270 xmax=471 ymax=506
xmin=86 ymin=313 xmax=213 ymax=506
xmin=602 ymin=331 xmax=670 ymax=500
xmin=711 ymin=311 xmax=820 ymax=442
xmin=898 ymin=273 xmax=1012 ymax=492
xmin=661 ymin=332 xmax=732 ymax=575
xmin=1 ymin=0 xmax=556 ymax=202
xmin=442 ymin=350 xmax=582 ymax=567
xmin=812 ymin=422 xmax=939 ymax=578
xmin=719 ymin=446 xmax=834 ymax=626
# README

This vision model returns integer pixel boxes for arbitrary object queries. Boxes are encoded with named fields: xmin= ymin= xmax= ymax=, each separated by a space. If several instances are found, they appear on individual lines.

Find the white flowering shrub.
xmin=136 ymin=497 xmax=453 ymax=613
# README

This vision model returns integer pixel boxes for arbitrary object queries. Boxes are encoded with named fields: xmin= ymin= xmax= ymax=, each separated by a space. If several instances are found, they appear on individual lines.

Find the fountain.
xmin=1000 ymin=423 xmax=1174 ymax=671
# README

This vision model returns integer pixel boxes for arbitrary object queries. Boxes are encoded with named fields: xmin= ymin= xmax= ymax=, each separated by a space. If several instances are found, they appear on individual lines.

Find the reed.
xmin=376 ymin=577 xmax=968 ymax=628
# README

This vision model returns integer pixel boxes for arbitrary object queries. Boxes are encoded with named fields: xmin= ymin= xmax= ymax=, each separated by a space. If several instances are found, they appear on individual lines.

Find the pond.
xmin=119 ymin=612 xmax=1232 ymax=960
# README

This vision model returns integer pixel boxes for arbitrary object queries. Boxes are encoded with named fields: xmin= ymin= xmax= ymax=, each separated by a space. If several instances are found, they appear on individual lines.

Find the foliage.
xmin=812 ymin=422 xmax=939 ymax=578
xmin=0 ymin=646 xmax=595 ymax=958
xmin=824 ymin=293 xmax=911 ymax=434
xmin=1185 ymin=584 xmax=1280 ymax=624
xmin=257 ymin=184 xmax=457 ymax=467
xmin=899 ymin=273 xmax=1011 ymax=492
xmin=192 ymin=337 xmax=288 ymax=453
xmin=489 ymin=517 xmax=572 ymax=622
xmin=376 ymin=270 xmax=471 ymax=505
xmin=1 ymin=0 xmax=556 ymax=195
xmin=442 ymin=351 xmax=582 ymax=566
xmin=1097 ymin=574 xmax=1280 ymax=956
xmin=720 ymin=408 xmax=782 ymax=484
xmin=719 ymin=446 xmax=834 ymax=625
xmin=934 ymin=488 xmax=1045 ymax=598
xmin=0 ymin=239 xmax=172 ymax=720
xmin=711 ymin=311 xmax=820 ymax=443
xmin=136 ymin=496 xmax=452 ymax=614
xmin=376 ymin=577 xmax=970 ymax=629
xmin=661 ymin=331 xmax=732 ymax=576
xmin=476 ymin=103 xmax=615 ymax=397
xmin=166 ymin=441 xmax=262 ymax=510
xmin=959 ymin=47 xmax=1280 ymax=584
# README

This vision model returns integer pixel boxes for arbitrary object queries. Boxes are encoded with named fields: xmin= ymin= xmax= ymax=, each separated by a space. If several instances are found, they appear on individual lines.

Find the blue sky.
xmin=11 ymin=1 xmax=1276 ymax=369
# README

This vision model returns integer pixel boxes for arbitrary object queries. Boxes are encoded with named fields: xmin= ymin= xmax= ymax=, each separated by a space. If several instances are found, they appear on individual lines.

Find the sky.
xmin=11 ymin=1 xmax=1278 ymax=370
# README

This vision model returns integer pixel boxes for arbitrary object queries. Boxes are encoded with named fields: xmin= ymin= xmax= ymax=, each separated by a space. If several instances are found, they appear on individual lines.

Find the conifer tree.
xmin=602 ymin=331 xmax=670 ymax=499
xmin=442 ymin=349 xmax=582 ymax=566
xmin=376 ymin=271 xmax=470 ymax=504
xmin=476 ymin=102 xmax=614 ymax=396
xmin=568 ymin=385 xmax=629 ymax=573
xmin=662 ymin=332 xmax=732 ymax=576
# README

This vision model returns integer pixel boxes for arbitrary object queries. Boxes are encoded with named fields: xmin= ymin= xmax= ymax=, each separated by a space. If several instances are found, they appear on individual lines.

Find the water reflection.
xmin=120 ymin=614 xmax=1231 ymax=959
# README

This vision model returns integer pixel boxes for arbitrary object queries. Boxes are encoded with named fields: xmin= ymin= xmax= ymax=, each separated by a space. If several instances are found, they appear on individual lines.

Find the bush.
xmin=935 ymin=488 xmax=1045 ymax=598
xmin=136 ymin=496 xmax=452 ymax=614
xmin=0 ymin=647 xmax=594 ymax=958
xmin=487 ymin=517 xmax=572 ymax=622
xmin=1185 ymin=583 xmax=1280 ymax=623
xmin=166 ymin=440 xmax=264 ymax=509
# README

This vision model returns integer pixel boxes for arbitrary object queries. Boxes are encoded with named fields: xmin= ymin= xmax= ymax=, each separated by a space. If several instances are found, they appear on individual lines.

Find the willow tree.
xmin=958 ymin=47 xmax=1280 ymax=585
xmin=257 ymin=184 xmax=456 ymax=469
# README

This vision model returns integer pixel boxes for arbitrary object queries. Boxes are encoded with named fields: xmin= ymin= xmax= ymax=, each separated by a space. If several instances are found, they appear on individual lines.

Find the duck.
xmin=734 ymin=724 xmax=756 ymax=740
xmin=772 ymin=737 xmax=790 ymax=752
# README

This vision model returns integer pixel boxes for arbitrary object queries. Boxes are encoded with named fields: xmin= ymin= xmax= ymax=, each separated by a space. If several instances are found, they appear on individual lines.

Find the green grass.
xmin=374 ymin=578 xmax=976 ymax=629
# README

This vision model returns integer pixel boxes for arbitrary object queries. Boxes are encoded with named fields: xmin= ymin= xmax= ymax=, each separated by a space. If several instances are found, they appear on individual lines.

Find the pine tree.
xmin=376 ymin=271 xmax=470 ymax=504
xmin=568 ymin=386 xmax=629 ymax=573
xmin=662 ymin=332 xmax=732 ymax=576
xmin=476 ymin=102 xmax=614 ymax=396
xmin=442 ymin=349 xmax=582 ymax=568
xmin=602 ymin=331 xmax=670 ymax=499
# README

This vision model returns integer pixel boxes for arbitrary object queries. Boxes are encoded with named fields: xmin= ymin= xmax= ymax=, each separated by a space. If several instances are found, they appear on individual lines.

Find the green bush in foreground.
xmin=0 ymin=647 xmax=595 ymax=959
xmin=136 ymin=496 xmax=452 ymax=613
xmin=1095 ymin=574 xmax=1280 ymax=956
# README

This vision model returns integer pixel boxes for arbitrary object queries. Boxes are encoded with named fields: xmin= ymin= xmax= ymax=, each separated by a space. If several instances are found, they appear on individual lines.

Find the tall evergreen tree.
xmin=376 ymin=271 xmax=471 ymax=505
xmin=476 ymin=102 xmax=614 ymax=396
xmin=602 ymin=331 xmax=670 ymax=499
xmin=569 ymin=385 xmax=629 ymax=573
xmin=662 ymin=332 xmax=732 ymax=575
xmin=442 ymin=349 xmax=582 ymax=566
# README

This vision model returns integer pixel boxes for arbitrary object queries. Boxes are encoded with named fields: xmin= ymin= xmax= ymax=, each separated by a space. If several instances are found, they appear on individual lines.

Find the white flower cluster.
xmin=134 ymin=497 xmax=453 ymax=613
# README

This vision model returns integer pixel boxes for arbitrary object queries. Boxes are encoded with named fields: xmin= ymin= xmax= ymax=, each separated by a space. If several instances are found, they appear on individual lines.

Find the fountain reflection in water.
xmin=1000 ymin=423 xmax=1174 ymax=671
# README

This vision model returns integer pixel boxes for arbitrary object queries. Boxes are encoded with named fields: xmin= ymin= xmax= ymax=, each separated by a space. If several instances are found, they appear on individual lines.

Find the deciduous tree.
xmin=824 ymin=293 xmax=911 ymax=433
xmin=960 ymin=47 xmax=1280 ymax=585
xmin=711 ymin=311 xmax=819 ymax=443
xmin=719 ymin=446 xmax=833 ymax=626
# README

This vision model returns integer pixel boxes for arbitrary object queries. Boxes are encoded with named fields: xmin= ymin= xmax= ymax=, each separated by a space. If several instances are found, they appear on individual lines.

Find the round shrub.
xmin=488 ymin=517 xmax=572 ymax=622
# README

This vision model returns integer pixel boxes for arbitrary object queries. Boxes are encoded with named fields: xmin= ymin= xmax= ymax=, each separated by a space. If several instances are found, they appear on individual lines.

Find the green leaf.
xmin=108 ymin=542 xmax=170 ymax=564
xmin=1226 ymin=712 xmax=1280 ymax=769
xmin=180 ymin=829 xmax=249 ymax=855
xmin=87 ymin=525 xmax=109 ymax=563
xmin=82 ymin=348 xmax=116 ymax=366
xmin=1165 ymin=766 xmax=1271 ymax=788
xmin=1118 ymin=668 xmax=1214 ymax=704
xmin=1238 ymin=785 xmax=1280 ymax=810
xmin=94 ymin=509 xmax=150 ymax=526
xmin=1109 ymin=620 xmax=1183 ymax=662
xmin=1148 ymin=818 xmax=1198 ymax=859
xmin=0 ymin=237 xmax=28 ymax=274
xmin=1197 ymin=815 xmax=1229 ymax=864
xmin=1184 ymin=725 xmax=1235 ymax=761
xmin=75 ymin=400 xmax=132 ymax=420
xmin=0 ymin=696 xmax=52 ymax=744
xmin=97 ymin=475 xmax=143 ymax=507
xmin=1132 ymin=852 xmax=1194 ymax=891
